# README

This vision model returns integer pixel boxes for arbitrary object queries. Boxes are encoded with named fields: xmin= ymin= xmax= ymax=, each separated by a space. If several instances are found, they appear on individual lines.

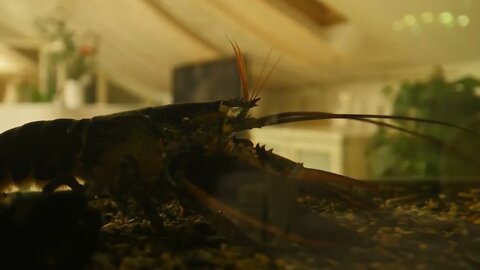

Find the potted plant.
xmin=368 ymin=68 xmax=480 ymax=180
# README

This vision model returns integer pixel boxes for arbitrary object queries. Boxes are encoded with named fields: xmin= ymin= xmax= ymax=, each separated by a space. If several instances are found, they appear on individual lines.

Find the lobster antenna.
xmin=354 ymin=118 xmax=476 ymax=162
xmin=229 ymin=40 xmax=250 ymax=100
xmin=254 ymin=111 xmax=480 ymax=138
xmin=252 ymin=54 xmax=281 ymax=100
xmin=251 ymin=46 xmax=273 ymax=100
xmin=239 ymin=112 xmax=480 ymax=164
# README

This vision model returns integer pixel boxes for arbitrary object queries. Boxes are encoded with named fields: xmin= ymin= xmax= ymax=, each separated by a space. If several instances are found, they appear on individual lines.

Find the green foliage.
xmin=369 ymin=68 xmax=480 ymax=179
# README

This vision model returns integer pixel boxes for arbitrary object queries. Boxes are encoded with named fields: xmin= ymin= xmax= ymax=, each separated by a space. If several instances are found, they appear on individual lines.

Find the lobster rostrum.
xmin=0 ymin=42 xmax=477 ymax=247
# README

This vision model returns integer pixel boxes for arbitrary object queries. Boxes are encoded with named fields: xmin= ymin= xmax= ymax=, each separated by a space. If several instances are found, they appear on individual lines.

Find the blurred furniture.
xmin=0 ymin=103 xmax=136 ymax=133
xmin=173 ymin=57 xmax=241 ymax=103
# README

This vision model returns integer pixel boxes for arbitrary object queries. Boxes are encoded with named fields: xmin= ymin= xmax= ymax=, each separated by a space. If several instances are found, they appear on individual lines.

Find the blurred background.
xmin=0 ymin=0 xmax=479 ymax=180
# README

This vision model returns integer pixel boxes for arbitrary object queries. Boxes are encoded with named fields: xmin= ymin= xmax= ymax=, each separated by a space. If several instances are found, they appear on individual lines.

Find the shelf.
xmin=0 ymin=103 xmax=138 ymax=132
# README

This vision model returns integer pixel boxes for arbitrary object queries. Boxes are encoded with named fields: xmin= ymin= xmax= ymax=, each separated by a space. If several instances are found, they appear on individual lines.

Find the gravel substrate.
xmin=85 ymin=184 xmax=480 ymax=270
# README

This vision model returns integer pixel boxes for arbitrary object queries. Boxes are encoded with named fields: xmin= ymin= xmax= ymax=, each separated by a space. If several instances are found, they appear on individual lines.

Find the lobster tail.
xmin=0 ymin=119 xmax=88 ymax=193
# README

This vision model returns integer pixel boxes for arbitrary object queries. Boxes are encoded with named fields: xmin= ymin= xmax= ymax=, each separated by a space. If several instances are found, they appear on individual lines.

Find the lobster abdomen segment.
xmin=0 ymin=119 xmax=86 ymax=191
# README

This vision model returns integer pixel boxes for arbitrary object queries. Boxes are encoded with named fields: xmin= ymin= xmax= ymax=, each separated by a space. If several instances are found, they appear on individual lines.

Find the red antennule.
xmin=229 ymin=40 xmax=250 ymax=100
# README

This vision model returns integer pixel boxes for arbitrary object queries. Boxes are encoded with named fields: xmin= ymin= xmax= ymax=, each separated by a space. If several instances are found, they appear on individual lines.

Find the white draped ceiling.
xmin=0 ymin=0 xmax=479 ymax=102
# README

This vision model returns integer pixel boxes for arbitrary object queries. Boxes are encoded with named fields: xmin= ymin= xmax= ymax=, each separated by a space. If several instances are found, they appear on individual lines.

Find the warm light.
xmin=0 ymin=56 xmax=12 ymax=71
xmin=421 ymin=12 xmax=434 ymax=24
xmin=395 ymin=11 xmax=469 ymax=33
xmin=0 ymin=45 xmax=33 ymax=74
xmin=458 ymin=15 xmax=470 ymax=27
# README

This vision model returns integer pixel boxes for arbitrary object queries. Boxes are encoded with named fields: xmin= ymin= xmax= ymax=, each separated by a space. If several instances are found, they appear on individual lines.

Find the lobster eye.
xmin=219 ymin=103 xmax=229 ymax=113
xmin=227 ymin=107 xmax=243 ymax=118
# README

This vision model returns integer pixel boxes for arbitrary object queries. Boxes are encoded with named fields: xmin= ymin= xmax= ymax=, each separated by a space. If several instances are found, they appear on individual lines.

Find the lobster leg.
xmin=163 ymin=168 xmax=261 ymax=248
xmin=42 ymin=175 xmax=84 ymax=193
xmin=115 ymin=155 xmax=165 ymax=231
xmin=178 ymin=178 xmax=334 ymax=248
xmin=168 ymin=148 xmax=362 ymax=248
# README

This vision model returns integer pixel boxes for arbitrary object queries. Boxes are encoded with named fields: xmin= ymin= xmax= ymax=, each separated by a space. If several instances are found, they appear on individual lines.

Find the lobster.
xmin=0 ymin=42 xmax=476 ymax=248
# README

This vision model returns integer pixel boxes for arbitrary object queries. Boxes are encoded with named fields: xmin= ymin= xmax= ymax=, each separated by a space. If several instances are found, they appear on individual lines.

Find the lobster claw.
xmin=169 ymin=147 xmax=366 ymax=248
xmin=254 ymin=144 xmax=366 ymax=186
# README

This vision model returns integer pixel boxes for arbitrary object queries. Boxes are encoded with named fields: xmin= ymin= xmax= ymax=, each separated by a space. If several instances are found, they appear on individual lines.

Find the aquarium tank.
xmin=1 ymin=1 xmax=480 ymax=269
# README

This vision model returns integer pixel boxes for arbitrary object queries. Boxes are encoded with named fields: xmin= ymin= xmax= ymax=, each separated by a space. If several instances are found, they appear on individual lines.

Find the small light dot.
xmin=392 ymin=20 xmax=404 ymax=31
xmin=439 ymin=12 xmax=455 ymax=27
xmin=421 ymin=12 xmax=434 ymax=24
xmin=412 ymin=26 xmax=423 ymax=35
xmin=403 ymin=14 xmax=417 ymax=26
xmin=458 ymin=15 xmax=470 ymax=27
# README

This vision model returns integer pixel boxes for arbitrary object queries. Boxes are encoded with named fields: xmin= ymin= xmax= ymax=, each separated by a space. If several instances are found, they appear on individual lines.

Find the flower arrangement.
xmin=35 ymin=17 xmax=98 ymax=102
